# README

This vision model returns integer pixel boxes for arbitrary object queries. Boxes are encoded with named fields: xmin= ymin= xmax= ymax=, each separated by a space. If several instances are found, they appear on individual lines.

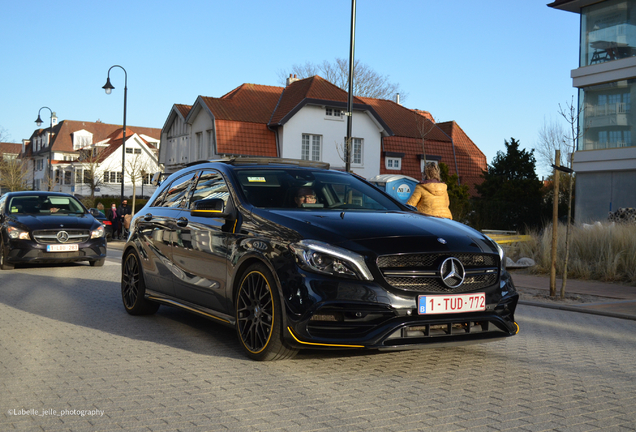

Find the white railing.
xmin=587 ymin=102 xmax=629 ymax=116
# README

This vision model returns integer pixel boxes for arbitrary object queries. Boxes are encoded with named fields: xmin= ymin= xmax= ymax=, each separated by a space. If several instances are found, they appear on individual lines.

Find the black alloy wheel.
xmin=121 ymin=250 xmax=159 ymax=315
xmin=235 ymin=264 xmax=297 ymax=361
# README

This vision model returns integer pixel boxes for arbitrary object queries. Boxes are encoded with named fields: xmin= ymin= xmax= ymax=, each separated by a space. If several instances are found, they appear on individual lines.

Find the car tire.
xmin=121 ymin=250 xmax=160 ymax=315
xmin=90 ymin=258 xmax=106 ymax=267
xmin=235 ymin=263 xmax=298 ymax=361
xmin=0 ymin=242 xmax=14 ymax=270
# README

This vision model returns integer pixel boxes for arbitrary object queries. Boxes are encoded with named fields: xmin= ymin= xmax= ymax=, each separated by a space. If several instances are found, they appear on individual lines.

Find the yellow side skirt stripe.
xmin=148 ymin=296 xmax=230 ymax=324
xmin=287 ymin=327 xmax=364 ymax=348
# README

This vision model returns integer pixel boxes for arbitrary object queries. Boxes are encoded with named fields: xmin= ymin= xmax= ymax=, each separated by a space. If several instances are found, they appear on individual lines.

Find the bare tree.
xmin=0 ymin=125 xmax=10 ymax=142
xmin=535 ymin=116 xmax=569 ymax=171
xmin=124 ymin=152 xmax=154 ymax=213
xmin=556 ymin=96 xmax=583 ymax=299
xmin=0 ymin=156 xmax=30 ymax=192
xmin=75 ymin=146 xmax=113 ymax=201
xmin=279 ymin=58 xmax=406 ymax=100
xmin=412 ymin=111 xmax=441 ymax=181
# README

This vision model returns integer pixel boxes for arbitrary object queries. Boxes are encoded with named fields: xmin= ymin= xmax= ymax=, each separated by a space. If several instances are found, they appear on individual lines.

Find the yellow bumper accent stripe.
xmin=287 ymin=327 xmax=364 ymax=348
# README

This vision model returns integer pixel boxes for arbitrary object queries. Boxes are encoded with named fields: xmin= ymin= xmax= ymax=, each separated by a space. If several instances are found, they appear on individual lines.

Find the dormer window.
xmin=72 ymin=130 xmax=94 ymax=150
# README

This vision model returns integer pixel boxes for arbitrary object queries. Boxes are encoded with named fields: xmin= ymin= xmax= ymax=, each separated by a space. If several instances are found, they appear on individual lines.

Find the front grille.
xmin=33 ymin=229 xmax=89 ymax=244
xmin=377 ymin=253 xmax=499 ymax=294
xmin=378 ymin=253 xmax=497 ymax=268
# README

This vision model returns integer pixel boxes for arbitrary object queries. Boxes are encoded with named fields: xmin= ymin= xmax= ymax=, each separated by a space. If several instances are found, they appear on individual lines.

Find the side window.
xmin=152 ymin=172 xmax=196 ymax=208
xmin=188 ymin=170 xmax=230 ymax=209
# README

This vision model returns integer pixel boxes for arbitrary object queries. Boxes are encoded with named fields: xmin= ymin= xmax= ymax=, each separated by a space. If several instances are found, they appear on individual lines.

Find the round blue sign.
xmin=396 ymin=183 xmax=411 ymax=201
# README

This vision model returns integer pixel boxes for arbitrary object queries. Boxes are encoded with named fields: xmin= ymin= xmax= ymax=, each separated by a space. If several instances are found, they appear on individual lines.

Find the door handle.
xmin=177 ymin=217 xmax=188 ymax=227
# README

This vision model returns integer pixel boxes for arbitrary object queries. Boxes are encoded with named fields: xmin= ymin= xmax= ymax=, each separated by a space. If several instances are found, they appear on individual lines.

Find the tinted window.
xmin=235 ymin=168 xmax=401 ymax=211
xmin=7 ymin=195 xmax=85 ymax=215
xmin=188 ymin=170 xmax=230 ymax=209
xmin=152 ymin=173 xmax=196 ymax=208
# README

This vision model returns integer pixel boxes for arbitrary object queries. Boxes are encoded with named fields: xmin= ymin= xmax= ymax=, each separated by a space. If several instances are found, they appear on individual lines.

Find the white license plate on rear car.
xmin=418 ymin=293 xmax=486 ymax=315
xmin=47 ymin=244 xmax=79 ymax=252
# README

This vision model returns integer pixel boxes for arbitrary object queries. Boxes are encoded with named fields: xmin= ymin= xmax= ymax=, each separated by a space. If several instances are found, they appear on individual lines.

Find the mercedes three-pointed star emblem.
xmin=439 ymin=257 xmax=465 ymax=288
xmin=56 ymin=231 xmax=69 ymax=243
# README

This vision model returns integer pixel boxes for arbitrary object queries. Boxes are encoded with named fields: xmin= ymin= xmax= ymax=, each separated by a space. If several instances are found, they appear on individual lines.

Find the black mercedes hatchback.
xmin=121 ymin=158 xmax=519 ymax=360
xmin=0 ymin=191 xmax=107 ymax=269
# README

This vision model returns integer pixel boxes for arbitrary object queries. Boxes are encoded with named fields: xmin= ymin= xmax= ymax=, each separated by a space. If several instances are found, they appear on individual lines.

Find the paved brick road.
xmin=1 ymin=261 xmax=636 ymax=431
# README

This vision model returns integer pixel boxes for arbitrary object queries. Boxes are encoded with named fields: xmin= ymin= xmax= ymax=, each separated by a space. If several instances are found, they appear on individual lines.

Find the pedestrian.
xmin=406 ymin=162 xmax=453 ymax=219
xmin=117 ymin=199 xmax=132 ymax=238
xmin=96 ymin=202 xmax=105 ymax=215
xmin=107 ymin=203 xmax=121 ymax=239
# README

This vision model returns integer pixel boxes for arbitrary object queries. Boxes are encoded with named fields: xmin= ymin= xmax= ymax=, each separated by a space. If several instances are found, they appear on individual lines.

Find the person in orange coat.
xmin=406 ymin=163 xmax=453 ymax=220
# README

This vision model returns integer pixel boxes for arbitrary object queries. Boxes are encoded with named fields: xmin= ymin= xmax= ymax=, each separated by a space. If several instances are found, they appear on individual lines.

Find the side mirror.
xmin=151 ymin=172 xmax=163 ymax=186
xmin=89 ymin=208 xmax=101 ymax=217
xmin=191 ymin=199 xmax=231 ymax=218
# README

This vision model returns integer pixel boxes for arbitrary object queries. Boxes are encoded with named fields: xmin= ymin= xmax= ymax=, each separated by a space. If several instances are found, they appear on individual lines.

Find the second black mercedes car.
xmin=121 ymin=158 xmax=519 ymax=360
xmin=0 ymin=191 xmax=107 ymax=269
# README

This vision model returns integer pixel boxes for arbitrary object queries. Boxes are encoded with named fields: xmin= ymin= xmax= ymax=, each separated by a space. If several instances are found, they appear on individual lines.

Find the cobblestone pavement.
xmin=1 ymin=261 xmax=636 ymax=431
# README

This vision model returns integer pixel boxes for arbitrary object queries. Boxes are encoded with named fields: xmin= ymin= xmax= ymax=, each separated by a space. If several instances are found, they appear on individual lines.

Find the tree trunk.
xmin=550 ymin=150 xmax=560 ymax=297
xmin=560 ymin=155 xmax=574 ymax=299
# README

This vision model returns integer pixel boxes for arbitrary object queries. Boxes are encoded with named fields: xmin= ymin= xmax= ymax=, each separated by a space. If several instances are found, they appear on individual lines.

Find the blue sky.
xmin=1 ymin=1 xmax=579 ymax=177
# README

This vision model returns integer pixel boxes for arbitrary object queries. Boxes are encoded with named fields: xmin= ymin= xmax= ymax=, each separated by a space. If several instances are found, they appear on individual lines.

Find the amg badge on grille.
xmin=437 ymin=238 xmax=447 ymax=244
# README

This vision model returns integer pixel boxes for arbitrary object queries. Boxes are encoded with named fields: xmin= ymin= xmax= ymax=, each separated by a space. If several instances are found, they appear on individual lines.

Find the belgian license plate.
xmin=418 ymin=293 xmax=486 ymax=315
xmin=47 ymin=244 xmax=79 ymax=252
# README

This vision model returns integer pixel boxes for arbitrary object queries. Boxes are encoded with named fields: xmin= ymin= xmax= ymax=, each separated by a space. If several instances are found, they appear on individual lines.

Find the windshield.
xmin=234 ymin=168 xmax=402 ymax=211
xmin=7 ymin=195 xmax=86 ymax=215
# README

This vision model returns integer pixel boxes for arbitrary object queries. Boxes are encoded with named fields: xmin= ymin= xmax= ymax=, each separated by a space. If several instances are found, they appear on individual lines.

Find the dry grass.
xmin=505 ymin=223 xmax=636 ymax=286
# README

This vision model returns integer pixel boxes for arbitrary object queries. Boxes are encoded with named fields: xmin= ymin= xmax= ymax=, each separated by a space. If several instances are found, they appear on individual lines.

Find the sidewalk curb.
xmin=519 ymin=300 xmax=636 ymax=321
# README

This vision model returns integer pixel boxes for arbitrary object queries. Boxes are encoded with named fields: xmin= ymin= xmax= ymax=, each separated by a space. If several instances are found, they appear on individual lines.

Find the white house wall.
xmin=63 ymin=134 xmax=160 ymax=199
xmin=189 ymin=113 xmax=215 ymax=164
xmin=279 ymin=105 xmax=382 ymax=179
xmin=161 ymin=113 xmax=190 ymax=171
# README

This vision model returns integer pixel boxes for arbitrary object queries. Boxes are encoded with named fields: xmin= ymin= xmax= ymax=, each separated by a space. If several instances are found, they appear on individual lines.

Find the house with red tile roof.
xmin=160 ymin=76 xmax=390 ymax=179
xmin=24 ymin=117 xmax=161 ymax=197
xmin=0 ymin=142 xmax=22 ymax=160
xmin=159 ymin=75 xmax=486 ymax=196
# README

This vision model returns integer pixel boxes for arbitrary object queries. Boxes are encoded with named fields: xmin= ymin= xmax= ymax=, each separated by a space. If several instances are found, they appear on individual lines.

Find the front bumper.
xmin=5 ymin=239 xmax=107 ymax=265
xmin=281 ymin=269 xmax=519 ymax=350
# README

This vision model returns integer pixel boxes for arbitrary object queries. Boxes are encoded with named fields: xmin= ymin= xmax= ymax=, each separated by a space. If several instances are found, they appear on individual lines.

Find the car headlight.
xmin=290 ymin=240 xmax=374 ymax=281
xmin=91 ymin=225 xmax=105 ymax=239
xmin=8 ymin=226 xmax=30 ymax=240
xmin=489 ymin=237 xmax=506 ymax=273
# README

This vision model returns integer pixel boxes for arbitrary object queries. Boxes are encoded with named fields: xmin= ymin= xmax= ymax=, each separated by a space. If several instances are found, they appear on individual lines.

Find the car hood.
xmin=261 ymin=209 xmax=499 ymax=256
xmin=11 ymin=214 xmax=97 ymax=230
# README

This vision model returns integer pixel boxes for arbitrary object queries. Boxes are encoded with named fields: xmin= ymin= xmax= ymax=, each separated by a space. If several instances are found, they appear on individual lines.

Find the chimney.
xmin=286 ymin=73 xmax=299 ymax=87
xmin=396 ymin=93 xmax=400 ymax=105
xmin=51 ymin=112 xmax=58 ymax=126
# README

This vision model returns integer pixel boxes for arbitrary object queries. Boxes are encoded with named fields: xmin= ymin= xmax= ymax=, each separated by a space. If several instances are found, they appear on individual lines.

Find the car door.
xmin=171 ymin=169 xmax=235 ymax=312
xmin=134 ymin=171 xmax=197 ymax=296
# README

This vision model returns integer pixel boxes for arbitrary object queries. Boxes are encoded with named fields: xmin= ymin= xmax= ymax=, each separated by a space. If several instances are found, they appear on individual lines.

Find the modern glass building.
xmin=550 ymin=0 xmax=636 ymax=222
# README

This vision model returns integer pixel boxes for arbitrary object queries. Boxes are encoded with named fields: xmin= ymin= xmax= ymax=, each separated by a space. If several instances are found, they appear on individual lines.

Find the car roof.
xmin=5 ymin=191 xmax=76 ymax=197
xmin=186 ymin=157 xmax=330 ymax=170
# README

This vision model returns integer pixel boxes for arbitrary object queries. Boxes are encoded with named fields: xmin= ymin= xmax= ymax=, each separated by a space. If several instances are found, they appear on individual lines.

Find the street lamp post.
xmin=102 ymin=65 xmax=127 ymax=204
xmin=345 ymin=0 xmax=356 ymax=173
xmin=35 ymin=106 xmax=54 ymax=191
